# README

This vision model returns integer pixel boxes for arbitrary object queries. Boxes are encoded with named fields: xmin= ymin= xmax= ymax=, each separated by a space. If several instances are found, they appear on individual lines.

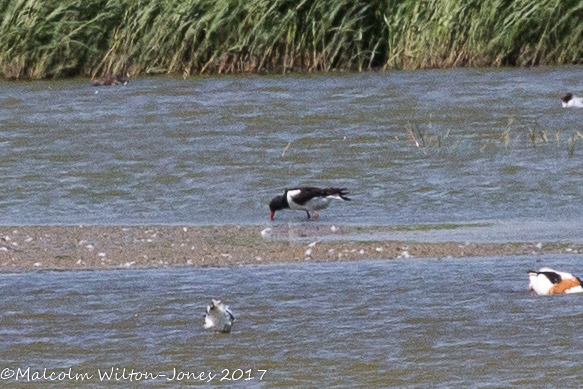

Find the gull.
xmin=204 ymin=299 xmax=235 ymax=333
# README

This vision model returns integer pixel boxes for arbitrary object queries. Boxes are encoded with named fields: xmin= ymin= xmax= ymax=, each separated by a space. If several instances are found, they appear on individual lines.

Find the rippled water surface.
xmin=2 ymin=69 xmax=583 ymax=387
xmin=2 ymin=255 xmax=583 ymax=388
xmin=1 ymin=68 xmax=583 ymax=226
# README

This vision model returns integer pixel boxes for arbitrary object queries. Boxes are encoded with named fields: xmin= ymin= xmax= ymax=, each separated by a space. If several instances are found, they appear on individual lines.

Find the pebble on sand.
xmin=260 ymin=228 xmax=272 ymax=238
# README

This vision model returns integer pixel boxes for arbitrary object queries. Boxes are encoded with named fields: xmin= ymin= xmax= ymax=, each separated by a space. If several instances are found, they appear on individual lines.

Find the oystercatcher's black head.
xmin=269 ymin=195 xmax=288 ymax=220
xmin=562 ymin=93 xmax=573 ymax=103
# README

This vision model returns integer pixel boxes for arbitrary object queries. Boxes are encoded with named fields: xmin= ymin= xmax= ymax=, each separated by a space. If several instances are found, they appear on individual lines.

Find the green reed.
xmin=405 ymin=122 xmax=583 ymax=159
xmin=1 ymin=0 xmax=582 ymax=79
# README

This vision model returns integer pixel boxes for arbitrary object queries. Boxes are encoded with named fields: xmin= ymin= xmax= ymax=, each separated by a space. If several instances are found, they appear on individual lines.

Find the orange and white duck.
xmin=528 ymin=268 xmax=583 ymax=295
xmin=269 ymin=186 xmax=351 ymax=220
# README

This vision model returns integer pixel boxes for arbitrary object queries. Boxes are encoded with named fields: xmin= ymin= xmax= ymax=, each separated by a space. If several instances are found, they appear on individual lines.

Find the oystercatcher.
xmin=561 ymin=93 xmax=583 ymax=108
xmin=204 ymin=299 xmax=235 ymax=333
xmin=269 ymin=187 xmax=351 ymax=220
xmin=528 ymin=268 xmax=583 ymax=295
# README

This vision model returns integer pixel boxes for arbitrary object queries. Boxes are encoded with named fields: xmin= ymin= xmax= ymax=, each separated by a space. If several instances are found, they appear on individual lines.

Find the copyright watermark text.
xmin=1 ymin=367 xmax=267 ymax=383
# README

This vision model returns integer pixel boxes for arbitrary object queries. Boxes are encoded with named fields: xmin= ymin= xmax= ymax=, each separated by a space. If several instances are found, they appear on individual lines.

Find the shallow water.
xmin=1 ymin=68 xmax=583 ymax=230
xmin=2 ymin=68 xmax=583 ymax=388
xmin=1 ymin=255 xmax=583 ymax=388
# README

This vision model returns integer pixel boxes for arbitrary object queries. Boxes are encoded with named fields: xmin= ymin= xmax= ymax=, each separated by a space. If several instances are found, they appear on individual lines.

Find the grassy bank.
xmin=1 ymin=0 xmax=582 ymax=79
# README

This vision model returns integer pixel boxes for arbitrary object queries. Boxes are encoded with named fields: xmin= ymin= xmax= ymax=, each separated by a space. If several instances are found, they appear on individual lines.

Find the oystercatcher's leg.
xmin=305 ymin=210 xmax=311 ymax=219
xmin=313 ymin=211 xmax=319 ymax=220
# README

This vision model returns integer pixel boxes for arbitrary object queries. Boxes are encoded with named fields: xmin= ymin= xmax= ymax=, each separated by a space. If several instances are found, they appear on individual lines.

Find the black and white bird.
xmin=204 ymin=299 xmax=235 ymax=333
xmin=561 ymin=93 xmax=583 ymax=108
xmin=528 ymin=268 xmax=583 ymax=295
xmin=92 ymin=72 xmax=130 ymax=86
xmin=269 ymin=187 xmax=351 ymax=220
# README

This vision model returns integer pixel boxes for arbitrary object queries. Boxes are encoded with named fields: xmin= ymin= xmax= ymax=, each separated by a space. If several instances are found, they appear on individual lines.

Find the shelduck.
xmin=528 ymin=268 xmax=583 ymax=295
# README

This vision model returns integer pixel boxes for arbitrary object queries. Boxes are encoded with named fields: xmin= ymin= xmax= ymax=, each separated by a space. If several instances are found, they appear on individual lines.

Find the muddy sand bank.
xmin=0 ymin=224 xmax=580 ymax=272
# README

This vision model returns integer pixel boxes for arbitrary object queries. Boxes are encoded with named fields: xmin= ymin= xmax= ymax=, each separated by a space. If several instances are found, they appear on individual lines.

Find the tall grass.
xmin=1 ymin=0 xmax=583 ymax=79
xmin=405 ymin=120 xmax=583 ymax=159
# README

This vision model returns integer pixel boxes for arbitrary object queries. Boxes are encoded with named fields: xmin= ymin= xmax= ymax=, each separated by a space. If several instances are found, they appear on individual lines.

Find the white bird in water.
xmin=91 ymin=72 xmax=131 ymax=86
xmin=561 ymin=93 xmax=583 ymax=108
xmin=204 ymin=299 xmax=235 ymax=333
xmin=528 ymin=268 xmax=583 ymax=295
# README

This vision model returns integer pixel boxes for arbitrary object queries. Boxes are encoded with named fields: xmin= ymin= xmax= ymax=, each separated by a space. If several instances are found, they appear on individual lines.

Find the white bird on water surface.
xmin=528 ymin=268 xmax=583 ymax=295
xmin=561 ymin=93 xmax=583 ymax=108
xmin=204 ymin=299 xmax=235 ymax=333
